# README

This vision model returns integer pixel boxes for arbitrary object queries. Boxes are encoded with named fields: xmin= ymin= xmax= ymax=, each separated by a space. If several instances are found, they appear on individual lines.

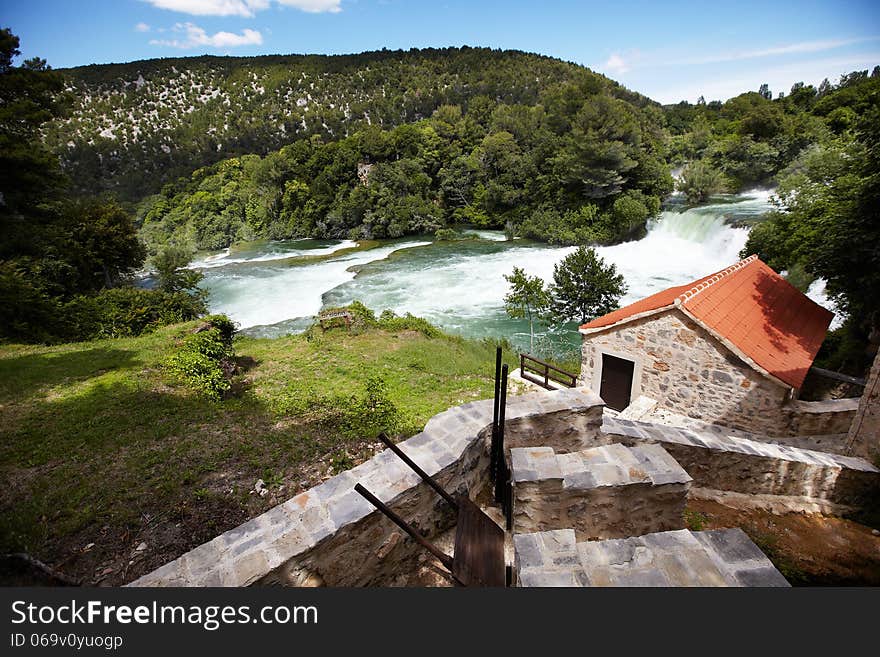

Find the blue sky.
xmin=3 ymin=0 xmax=879 ymax=103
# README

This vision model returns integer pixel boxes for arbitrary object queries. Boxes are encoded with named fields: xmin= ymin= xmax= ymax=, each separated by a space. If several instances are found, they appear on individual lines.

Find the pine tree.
xmin=548 ymin=247 xmax=627 ymax=325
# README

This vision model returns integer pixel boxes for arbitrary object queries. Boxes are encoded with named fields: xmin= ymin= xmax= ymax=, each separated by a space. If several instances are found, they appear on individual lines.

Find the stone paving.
xmin=641 ymin=404 xmax=852 ymax=455
xmin=511 ymin=442 xmax=690 ymax=488
xmin=514 ymin=528 xmax=790 ymax=587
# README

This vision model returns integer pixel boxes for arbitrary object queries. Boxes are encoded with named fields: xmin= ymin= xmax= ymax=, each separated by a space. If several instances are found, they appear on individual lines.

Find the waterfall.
xmin=197 ymin=191 xmax=774 ymax=342
xmin=593 ymin=199 xmax=753 ymax=307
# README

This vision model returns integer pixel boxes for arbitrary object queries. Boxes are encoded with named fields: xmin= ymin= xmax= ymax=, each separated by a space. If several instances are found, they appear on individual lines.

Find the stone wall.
xmin=847 ymin=349 xmax=880 ymax=464
xmin=603 ymin=417 xmax=880 ymax=509
xmin=510 ymin=443 xmax=690 ymax=541
xmin=129 ymin=388 xmax=606 ymax=587
xmin=503 ymin=406 xmax=606 ymax=453
xmin=580 ymin=310 xmax=792 ymax=436
xmin=786 ymin=398 xmax=859 ymax=436
xmin=130 ymin=384 xmax=880 ymax=588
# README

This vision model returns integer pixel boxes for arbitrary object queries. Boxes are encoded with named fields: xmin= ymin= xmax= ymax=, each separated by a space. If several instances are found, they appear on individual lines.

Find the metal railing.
xmin=519 ymin=353 xmax=577 ymax=390
xmin=490 ymin=347 xmax=513 ymax=530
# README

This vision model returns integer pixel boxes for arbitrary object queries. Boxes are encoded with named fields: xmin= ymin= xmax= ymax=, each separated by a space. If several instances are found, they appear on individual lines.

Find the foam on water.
xmin=202 ymin=191 xmax=792 ymax=345
xmin=460 ymin=229 xmax=510 ymax=241
xmin=806 ymin=278 xmax=844 ymax=330
xmin=190 ymin=239 xmax=358 ymax=269
xmin=598 ymin=205 xmax=750 ymax=307
xmin=202 ymin=240 xmax=430 ymax=328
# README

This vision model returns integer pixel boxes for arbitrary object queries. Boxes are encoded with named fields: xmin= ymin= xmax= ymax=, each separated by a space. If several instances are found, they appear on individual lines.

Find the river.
xmin=190 ymin=189 xmax=836 ymax=358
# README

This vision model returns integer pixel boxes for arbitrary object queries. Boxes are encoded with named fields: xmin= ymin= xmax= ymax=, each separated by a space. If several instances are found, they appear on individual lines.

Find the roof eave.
xmin=579 ymin=305 xmax=676 ymax=336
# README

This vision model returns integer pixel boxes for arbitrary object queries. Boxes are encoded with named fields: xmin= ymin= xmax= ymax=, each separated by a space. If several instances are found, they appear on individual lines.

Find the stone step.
xmin=617 ymin=395 xmax=658 ymax=421
xmin=509 ymin=443 xmax=691 ymax=541
xmin=514 ymin=527 xmax=790 ymax=587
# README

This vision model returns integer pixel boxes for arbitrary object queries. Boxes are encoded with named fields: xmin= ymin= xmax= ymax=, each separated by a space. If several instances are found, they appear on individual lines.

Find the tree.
xmin=503 ymin=267 xmax=550 ymax=353
xmin=0 ymin=28 xmax=64 ymax=223
xmin=154 ymin=245 xmax=204 ymax=295
xmin=758 ymin=83 xmax=772 ymax=100
xmin=549 ymin=247 xmax=627 ymax=325
xmin=677 ymin=160 xmax=727 ymax=203
xmin=60 ymin=199 xmax=147 ymax=291
xmin=742 ymin=110 xmax=880 ymax=372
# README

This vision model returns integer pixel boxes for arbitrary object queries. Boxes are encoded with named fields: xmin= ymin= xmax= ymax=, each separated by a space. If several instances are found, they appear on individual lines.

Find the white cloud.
xmin=602 ymin=53 xmax=629 ymax=75
xmin=674 ymin=37 xmax=879 ymax=66
xmin=650 ymin=52 xmax=880 ymax=104
xmin=142 ymin=0 xmax=340 ymax=16
xmin=143 ymin=1 xmax=268 ymax=16
xmin=135 ymin=22 xmax=151 ymax=32
xmin=277 ymin=0 xmax=341 ymax=12
xmin=150 ymin=22 xmax=264 ymax=48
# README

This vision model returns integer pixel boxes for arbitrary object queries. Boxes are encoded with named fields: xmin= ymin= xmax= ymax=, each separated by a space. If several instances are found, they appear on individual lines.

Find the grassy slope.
xmin=0 ymin=322 xmax=515 ymax=584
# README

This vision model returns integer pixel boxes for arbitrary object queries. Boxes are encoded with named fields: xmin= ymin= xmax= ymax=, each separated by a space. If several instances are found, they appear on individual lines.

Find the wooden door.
xmin=600 ymin=354 xmax=635 ymax=411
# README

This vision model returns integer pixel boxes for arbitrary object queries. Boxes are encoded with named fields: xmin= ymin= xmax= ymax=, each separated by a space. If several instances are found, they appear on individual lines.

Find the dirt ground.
xmin=686 ymin=499 xmax=880 ymax=586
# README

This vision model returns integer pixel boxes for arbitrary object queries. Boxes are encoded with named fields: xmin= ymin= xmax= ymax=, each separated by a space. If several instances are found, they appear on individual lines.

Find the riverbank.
xmin=0 ymin=320 xmax=516 ymax=585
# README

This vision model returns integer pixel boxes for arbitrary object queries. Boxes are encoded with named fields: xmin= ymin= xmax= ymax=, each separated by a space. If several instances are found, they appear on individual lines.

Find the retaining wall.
xmin=130 ymin=388 xmax=605 ymax=587
xmin=603 ymin=417 xmax=879 ymax=508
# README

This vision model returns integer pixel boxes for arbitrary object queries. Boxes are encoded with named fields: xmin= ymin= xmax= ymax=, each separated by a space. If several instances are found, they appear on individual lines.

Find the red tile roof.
xmin=580 ymin=255 xmax=834 ymax=389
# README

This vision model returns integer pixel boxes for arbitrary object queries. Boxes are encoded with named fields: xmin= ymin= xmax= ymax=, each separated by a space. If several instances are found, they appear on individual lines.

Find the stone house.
xmin=579 ymin=255 xmax=834 ymax=435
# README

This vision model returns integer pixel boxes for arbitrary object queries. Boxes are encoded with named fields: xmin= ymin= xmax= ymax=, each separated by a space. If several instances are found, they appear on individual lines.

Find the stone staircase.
xmin=514 ymin=527 xmax=789 ymax=587
xmin=507 ymin=424 xmax=794 ymax=586
xmin=510 ymin=443 xmax=691 ymax=541
xmin=507 ymin=392 xmax=879 ymax=586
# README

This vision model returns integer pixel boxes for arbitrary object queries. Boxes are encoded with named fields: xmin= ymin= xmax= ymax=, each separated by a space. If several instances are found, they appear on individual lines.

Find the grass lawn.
xmin=0 ymin=321 xmax=516 ymax=584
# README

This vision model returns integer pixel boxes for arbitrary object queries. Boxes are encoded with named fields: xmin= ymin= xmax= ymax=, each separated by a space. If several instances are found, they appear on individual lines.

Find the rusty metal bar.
xmin=809 ymin=366 xmax=866 ymax=387
xmin=494 ymin=364 xmax=508 ymax=504
xmin=354 ymin=483 xmax=454 ymax=570
xmin=376 ymin=432 xmax=459 ymax=512
xmin=491 ymin=346 xmax=502 ymax=482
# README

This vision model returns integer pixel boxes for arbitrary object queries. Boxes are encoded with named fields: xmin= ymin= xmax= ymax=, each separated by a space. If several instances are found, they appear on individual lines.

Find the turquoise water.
xmin=194 ymin=190 xmax=777 ymax=357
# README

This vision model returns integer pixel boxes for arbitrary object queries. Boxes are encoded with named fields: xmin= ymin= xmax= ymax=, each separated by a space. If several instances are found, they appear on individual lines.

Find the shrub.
xmin=64 ymin=287 xmax=207 ymax=340
xmin=677 ymin=160 xmax=729 ymax=203
xmin=378 ymin=309 xmax=441 ymax=337
xmin=343 ymin=374 xmax=399 ymax=437
xmin=164 ymin=315 xmax=237 ymax=400
xmin=311 ymin=301 xmax=441 ymax=338
xmin=434 ymin=228 xmax=458 ymax=241
xmin=518 ymin=205 xmax=600 ymax=245
xmin=0 ymin=263 xmax=64 ymax=344
xmin=0 ymin=265 xmax=207 ymax=344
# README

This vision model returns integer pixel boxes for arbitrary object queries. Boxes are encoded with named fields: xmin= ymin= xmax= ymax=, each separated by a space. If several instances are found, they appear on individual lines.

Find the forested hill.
xmin=47 ymin=47 xmax=655 ymax=201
